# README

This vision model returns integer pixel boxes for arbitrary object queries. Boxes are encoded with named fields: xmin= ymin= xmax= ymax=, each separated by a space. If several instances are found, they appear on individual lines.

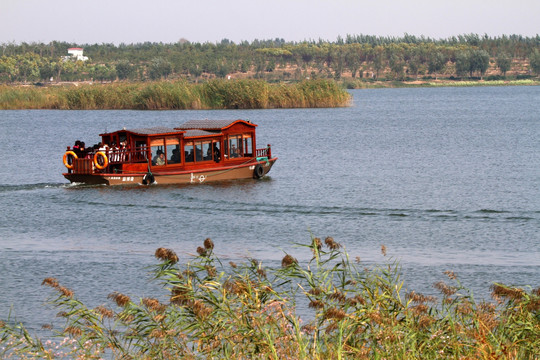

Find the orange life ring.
xmin=63 ymin=151 xmax=77 ymax=169
xmin=93 ymin=152 xmax=109 ymax=170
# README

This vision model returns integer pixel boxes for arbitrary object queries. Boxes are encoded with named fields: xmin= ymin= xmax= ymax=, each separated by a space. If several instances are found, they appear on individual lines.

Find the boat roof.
xmin=100 ymin=119 xmax=256 ymax=138
xmin=100 ymin=126 xmax=182 ymax=137
xmin=184 ymin=129 xmax=219 ymax=138
xmin=127 ymin=127 xmax=179 ymax=135
xmin=175 ymin=119 xmax=256 ymax=131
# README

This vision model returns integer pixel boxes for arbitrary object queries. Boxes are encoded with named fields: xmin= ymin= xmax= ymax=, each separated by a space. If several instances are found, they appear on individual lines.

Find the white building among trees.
xmin=64 ymin=47 xmax=88 ymax=61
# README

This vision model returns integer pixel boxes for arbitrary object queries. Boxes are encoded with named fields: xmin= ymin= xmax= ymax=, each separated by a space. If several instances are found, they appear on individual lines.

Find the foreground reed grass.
xmin=1 ymin=237 xmax=539 ymax=359
xmin=0 ymin=79 xmax=351 ymax=110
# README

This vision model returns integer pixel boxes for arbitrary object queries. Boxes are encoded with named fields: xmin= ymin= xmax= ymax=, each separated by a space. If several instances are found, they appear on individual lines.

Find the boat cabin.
xmin=68 ymin=119 xmax=271 ymax=175
xmin=63 ymin=119 xmax=275 ymax=185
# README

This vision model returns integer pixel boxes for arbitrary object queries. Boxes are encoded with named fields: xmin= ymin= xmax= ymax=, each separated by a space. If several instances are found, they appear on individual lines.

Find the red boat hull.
xmin=64 ymin=158 xmax=277 ymax=186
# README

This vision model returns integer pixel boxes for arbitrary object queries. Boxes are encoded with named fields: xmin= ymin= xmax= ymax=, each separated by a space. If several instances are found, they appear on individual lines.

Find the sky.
xmin=1 ymin=0 xmax=539 ymax=45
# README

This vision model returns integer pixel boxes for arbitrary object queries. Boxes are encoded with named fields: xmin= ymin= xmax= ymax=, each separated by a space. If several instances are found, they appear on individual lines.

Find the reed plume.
xmin=155 ymin=247 xmax=179 ymax=264
xmin=108 ymin=292 xmax=131 ymax=307
xmin=281 ymin=254 xmax=297 ymax=268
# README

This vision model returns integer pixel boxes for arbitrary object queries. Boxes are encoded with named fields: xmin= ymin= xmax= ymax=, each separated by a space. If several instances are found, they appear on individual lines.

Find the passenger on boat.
xmin=170 ymin=149 xmax=181 ymax=164
xmin=153 ymin=150 xmax=165 ymax=166
xmin=119 ymin=141 xmax=128 ymax=161
xmin=186 ymin=149 xmax=194 ymax=162
xmin=79 ymin=142 xmax=87 ymax=158
xmin=85 ymin=144 xmax=95 ymax=159
xmin=196 ymin=148 xmax=203 ymax=162
xmin=213 ymin=144 xmax=221 ymax=162
xmin=110 ymin=142 xmax=119 ymax=162
xmin=98 ymin=142 xmax=109 ymax=153
xmin=231 ymin=145 xmax=238 ymax=158
xmin=205 ymin=146 xmax=213 ymax=161
xmin=73 ymin=140 xmax=82 ymax=157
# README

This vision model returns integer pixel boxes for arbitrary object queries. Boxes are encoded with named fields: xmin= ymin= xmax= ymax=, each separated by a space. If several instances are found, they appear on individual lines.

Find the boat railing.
xmin=256 ymin=144 xmax=272 ymax=159
xmin=105 ymin=146 xmax=149 ymax=165
xmin=67 ymin=146 xmax=150 ymax=174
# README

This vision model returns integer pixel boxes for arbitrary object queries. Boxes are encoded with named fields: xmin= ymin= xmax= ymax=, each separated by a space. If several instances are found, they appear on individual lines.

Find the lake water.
xmin=1 ymin=86 xmax=539 ymax=333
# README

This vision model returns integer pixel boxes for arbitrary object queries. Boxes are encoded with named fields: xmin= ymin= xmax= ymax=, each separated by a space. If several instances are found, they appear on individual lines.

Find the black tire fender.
xmin=253 ymin=164 xmax=264 ymax=179
xmin=142 ymin=173 xmax=155 ymax=185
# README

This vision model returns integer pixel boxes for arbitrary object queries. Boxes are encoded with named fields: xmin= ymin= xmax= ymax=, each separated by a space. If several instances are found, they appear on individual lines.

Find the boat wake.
xmin=60 ymin=190 xmax=540 ymax=224
xmin=172 ymin=196 xmax=540 ymax=223
xmin=0 ymin=182 xmax=68 ymax=193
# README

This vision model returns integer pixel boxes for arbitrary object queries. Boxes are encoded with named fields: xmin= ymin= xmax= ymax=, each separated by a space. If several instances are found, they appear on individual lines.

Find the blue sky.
xmin=1 ymin=0 xmax=539 ymax=44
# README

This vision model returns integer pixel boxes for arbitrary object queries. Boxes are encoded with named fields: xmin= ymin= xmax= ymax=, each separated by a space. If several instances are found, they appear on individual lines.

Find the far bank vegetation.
xmin=2 ymin=34 xmax=539 ymax=110
xmin=1 ymin=34 xmax=540 ymax=86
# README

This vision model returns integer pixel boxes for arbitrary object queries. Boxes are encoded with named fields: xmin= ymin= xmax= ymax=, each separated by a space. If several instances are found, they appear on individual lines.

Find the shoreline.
xmin=343 ymin=78 xmax=540 ymax=89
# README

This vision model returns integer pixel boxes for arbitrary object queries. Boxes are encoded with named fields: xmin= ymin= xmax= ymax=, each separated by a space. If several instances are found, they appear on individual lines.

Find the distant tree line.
xmin=1 ymin=34 xmax=539 ymax=84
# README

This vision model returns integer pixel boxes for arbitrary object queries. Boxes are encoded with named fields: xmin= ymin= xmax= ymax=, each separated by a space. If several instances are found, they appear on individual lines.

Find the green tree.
xmin=265 ymin=58 xmax=276 ymax=72
xmin=407 ymin=56 xmax=421 ymax=79
xmin=91 ymin=64 xmax=117 ymax=82
xmin=189 ymin=64 xmax=203 ymax=82
xmin=38 ymin=61 xmax=55 ymax=82
xmin=292 ymin=43 xmax=315 ymax=67
xmin=239 ymin=60 xmax=249 ymax=73
xmin=216 ymin=62 xmax=231 ymax=78
xmin=428 ymin=51 xmax=446 ymax=80
xmin=61 ymin=60 xmax=77 ymax=81
xmin=115 ymin=60 xmax=134 ymax=80
xmin=529 ymin=50 xmax=540 ymax=75
xmin=319 ymin=45 xmax=342 ymax=79
xmin=344 ymin=44 xmax=362 ymax=78
xmin=496 ymin=52 xmax=511 ymax=77
xmin=469 ymin=49 xmax=490 ymax=79
xmin=0 ymin=56 xmax=17 ymax=82
xmin=372 ymin=46 xmax=385 ymax=79
xmin=203 ymin=58 xmax=219 ymax=76
xmin=455 ymin=51 xmax=470 ymax=78
xmin=53 ymin=61 xmax=66 ymax=82
xmin=17 ymin=53 xmax=40 ymax=83
xmin=148 ymin=57 xmax=172 ymax=80
xmin=389 ymin=54 xmax=404 ymax=80
xmin=254 ymin=55 xmax=265 ymax=77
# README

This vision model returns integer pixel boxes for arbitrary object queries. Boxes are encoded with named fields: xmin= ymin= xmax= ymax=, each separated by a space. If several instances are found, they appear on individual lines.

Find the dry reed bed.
xmin=1 ymin=237 xmax=539 ymax=359
xmin=0 ymin=79 xmax=351 ymax=110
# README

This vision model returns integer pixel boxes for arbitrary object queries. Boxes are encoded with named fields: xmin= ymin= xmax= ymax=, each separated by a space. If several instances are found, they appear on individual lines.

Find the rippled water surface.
xmin=1 ymin=87 xmax=539 ymax=332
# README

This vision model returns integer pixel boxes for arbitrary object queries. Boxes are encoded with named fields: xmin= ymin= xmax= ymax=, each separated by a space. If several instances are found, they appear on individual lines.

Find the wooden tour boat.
xmin=62 ymin=119 xmax=277 ymax=186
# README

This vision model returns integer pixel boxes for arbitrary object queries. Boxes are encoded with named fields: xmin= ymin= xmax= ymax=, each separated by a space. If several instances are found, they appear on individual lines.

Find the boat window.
xmin=195 ymin=142 xmax=203 ymax=161
xmin=229 ymin=135 xmax=242 ymax=158
xmin=202 ymin=141 xmax=212 ymax=161
xmin=166 ymin=137 xmax=181 ymax=164
xmin=151 ymin=139 xmax=165 ymax=166
xmin=212 ymin=140 xmax=221 ymax=162
xmin=185 ymin=141 xmax=194 ymax=163
xmin=243 ymin=135 xmax=253 ymax=157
